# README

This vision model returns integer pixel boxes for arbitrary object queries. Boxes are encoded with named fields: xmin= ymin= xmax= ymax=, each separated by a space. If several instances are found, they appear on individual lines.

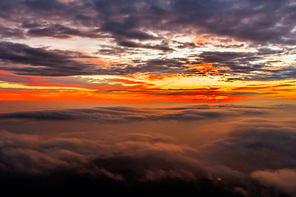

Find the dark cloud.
xmin=118 ymin=40 xmax=174 ymax=52
xmin=172 ymin=40 xmax=197 ymax=49
xmin=0 ymin=0 xmax=296 ymax=79
xmin=1 ymin=0 xmax=296 ymax=46
xmin=0 ymin=42 xmax=192 ymax=76
xmin=243 ymin=66 xmax=296 ymax=81
xmin=91 ymin=0 xmax=296 ymax=45
xmin=27 ymin=24 xmax=102 ymax=39
xmin=101 ymin=20 xmax=158 ymax=41
xmin=191 ymin=50 xmax=296 ymax=81
xmin=0 ymin=42 xmax=100 ymax=76
xmin=0 ymin=128 xmax=242 ymax=197
xmin=23 ymin=0 xmax=66 ymax=11
xmin=118 ymin=58 xmax=188 ymax=75
xmin=0 ymin=104 xmax=271 ymax=122
xmin=21 ymin=20 xmax=43 ymax=28
xmin=0 ymin=172 xmax=245 ymax=197
xmin=171 ymin=0 xmax=296 ymax=45
xmin=0 ymin=42 xmax=182 ymax=76
xmin=0 ymin=26 xmax=25 ymax=39
xmin=1 ymin=42 xmax=291 ymax=79
xmin=202 ymin=120 xmax=296 ymax=173
xmin=197 ymin=52 xmax=257 ymax=64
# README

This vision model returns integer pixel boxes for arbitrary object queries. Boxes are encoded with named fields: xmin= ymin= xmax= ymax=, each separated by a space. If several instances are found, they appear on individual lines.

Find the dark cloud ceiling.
xmin=0 ymin=0 xmax=295 ymax=80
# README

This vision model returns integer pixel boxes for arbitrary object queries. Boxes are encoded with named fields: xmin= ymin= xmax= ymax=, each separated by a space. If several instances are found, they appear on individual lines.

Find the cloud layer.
xmin=0 ymin=0 xmax=295 ymax=81
xmin=0 ymin=103 xmax=295 ymax=196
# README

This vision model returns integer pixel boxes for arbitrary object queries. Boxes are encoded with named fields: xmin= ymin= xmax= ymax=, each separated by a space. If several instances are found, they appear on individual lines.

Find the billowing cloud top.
xmin=0 ymin=103 xmax=296 ymax=196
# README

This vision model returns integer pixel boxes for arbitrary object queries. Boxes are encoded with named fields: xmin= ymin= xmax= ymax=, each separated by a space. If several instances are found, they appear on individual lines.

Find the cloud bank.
xmin=0 ymin=103 xmax=295 ymax=196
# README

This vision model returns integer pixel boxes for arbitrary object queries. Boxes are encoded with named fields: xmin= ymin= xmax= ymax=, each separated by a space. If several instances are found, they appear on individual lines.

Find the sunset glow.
xmin=1 ymin=1 xmax=296 ymax=197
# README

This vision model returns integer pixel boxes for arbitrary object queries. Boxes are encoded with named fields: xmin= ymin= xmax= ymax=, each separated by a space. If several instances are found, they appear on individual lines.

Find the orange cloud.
xmin=263 ymin=65 xmax=285 ymax=70
xmin=2 ymin=69 xmax=294 ymax=102
xmin=78 ymin=58 xmax=130 ymax=69
xmin=0 ymin=88 xmax=250 ymax=103
xmin=193 ymin=34 xmax=209 ymax=43
xmin=189 ymin=63 xmax=228 ymax=73
xmin=0 ymin=90 xmax=152 ymax=102
xmin=180 ymin=94 xmax=248 ymax=102
xmin=147 ymin=74 xmax=181 ymax=81
xmin=0 ymin=70 xmax=48 ymax=79
xmin=232 ymin=84 xmax=295 ymax=91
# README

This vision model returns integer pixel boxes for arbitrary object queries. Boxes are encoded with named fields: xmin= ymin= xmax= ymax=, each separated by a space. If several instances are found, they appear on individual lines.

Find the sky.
xmin=0 ymin=0 xmax=296 ymax=197
xmin=0 ymin=0 xmax=296 ymax=102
